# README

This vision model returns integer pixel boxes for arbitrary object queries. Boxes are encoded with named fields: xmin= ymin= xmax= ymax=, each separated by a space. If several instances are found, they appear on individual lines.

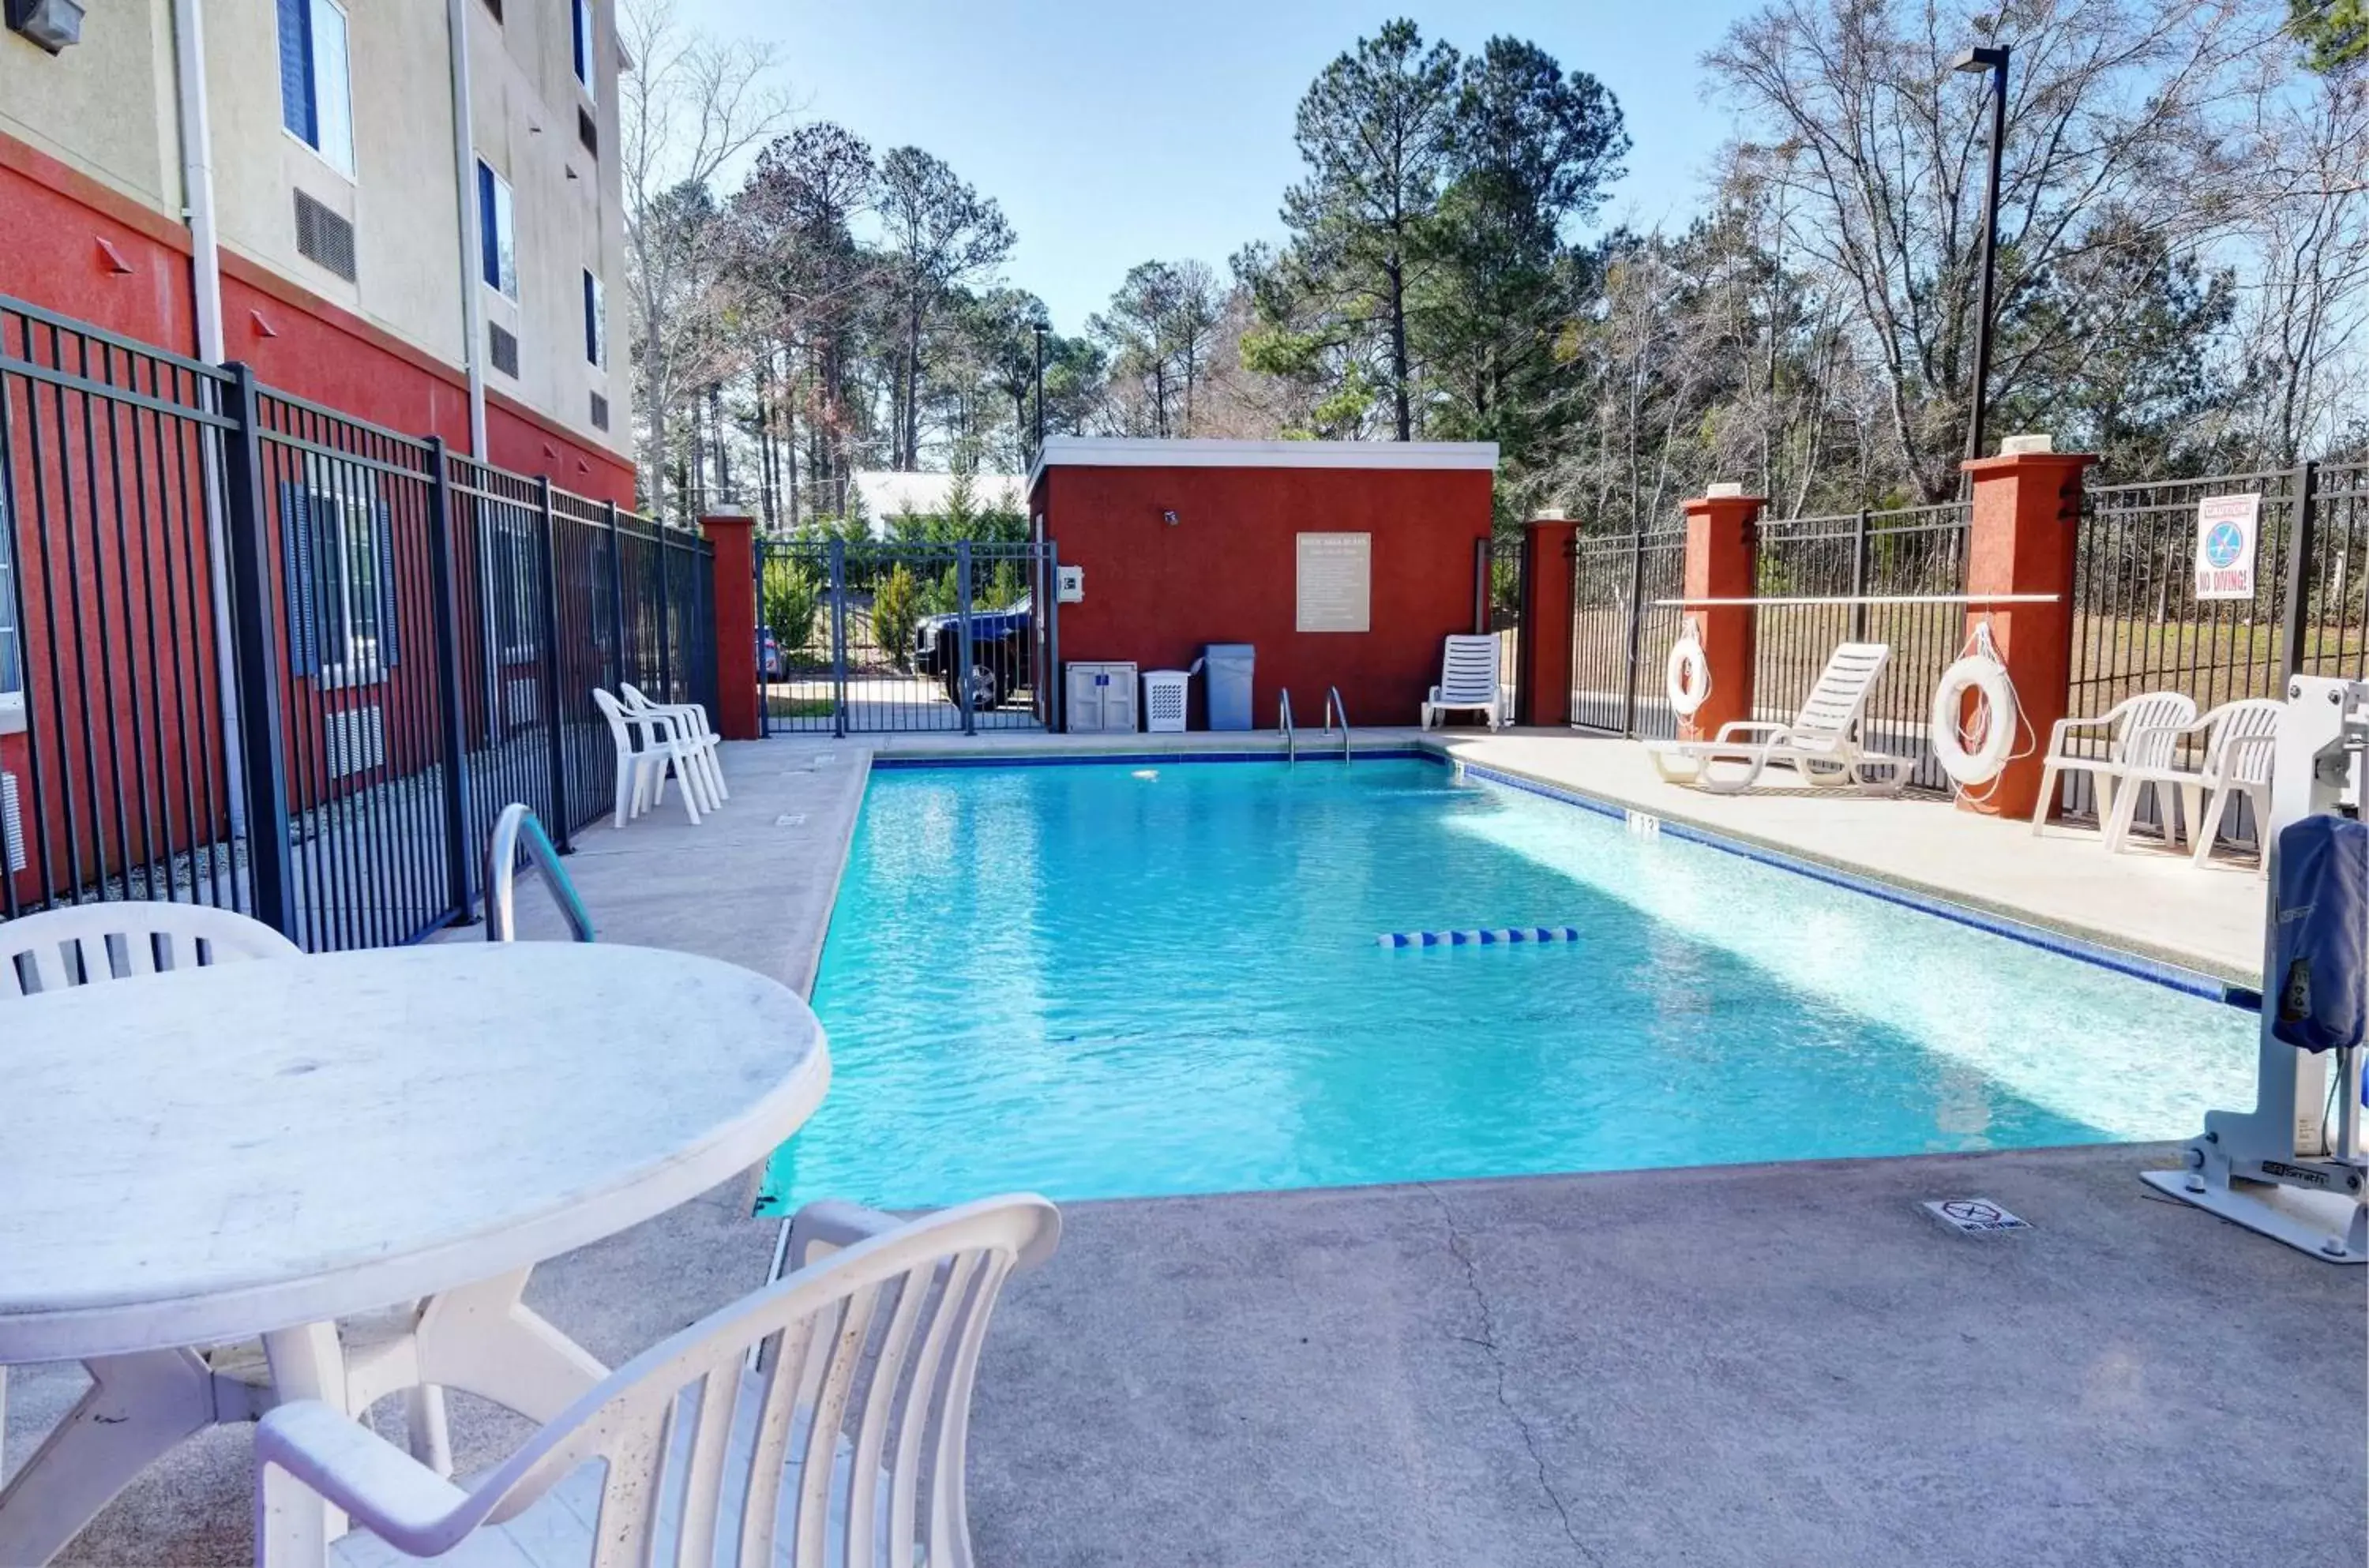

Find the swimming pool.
xmin=757 ymin=757 xmax=2255 ymax=1213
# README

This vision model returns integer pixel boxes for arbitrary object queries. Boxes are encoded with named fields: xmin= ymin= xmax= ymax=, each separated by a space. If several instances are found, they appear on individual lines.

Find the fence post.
xmin=1849 ymin=508 xmax=1872 ymax=643
xmin=421 ymin=436 xmax=476 ymax=921
xmin=700 ymin=508 xmax=760 ymax=741
xmin=654 ymin=527 xmax=673 ymax=703
xmin=1045 ymin=538 xmax=1063 ymax=733
xmin=1620 ymin=529 xmax=1646 ymax=736
xmin=1959 ymin=443 xmax=2097 ymax=819
xmin=828 ymin=538 xmax=848 ymax=741
xmin=531 ymin=478 xmax=572 ymax=850
xmin=1678 ymin=489 xmax=1764 ymax=743
xmin=2281 ymin=460 xmax=2319 ymax=682
xmin=216 ymin=363 xmax=295 ymax=938
xmin=603 ymin=501 xmax=626 ymax=688
xmin=1518 ymin=513 xmax=1577 ymax=727
xmin=955 ymin=539 xmax=976 ymax=737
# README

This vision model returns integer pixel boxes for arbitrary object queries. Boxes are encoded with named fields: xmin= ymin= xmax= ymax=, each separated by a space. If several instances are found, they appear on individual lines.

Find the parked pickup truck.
xmin=913 ymin=596 xmax=1031 ymax=711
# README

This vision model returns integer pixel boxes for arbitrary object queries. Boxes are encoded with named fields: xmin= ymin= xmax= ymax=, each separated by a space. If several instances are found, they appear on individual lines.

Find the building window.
xmin=488 ymin=506 xmax=541 ymax=662
xmin=0 ymin=492 xmax=22 ymax=720
xmin=475 ymin=159 xmax=516 ymax=298
xmin=276 ymin=0 xmax=355 ymax=178
xmin=280 ymin=461 xmax=397 ymax=686
xmin=583 ymin=270 xmax=605 ymax=368
xmin=572 ymin=0 xmax=595 ymax=103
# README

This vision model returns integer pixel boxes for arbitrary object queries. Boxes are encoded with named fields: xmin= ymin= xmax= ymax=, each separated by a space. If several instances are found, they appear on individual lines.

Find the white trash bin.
xmin=1142 ymin=668 xmax=1192 ymax=733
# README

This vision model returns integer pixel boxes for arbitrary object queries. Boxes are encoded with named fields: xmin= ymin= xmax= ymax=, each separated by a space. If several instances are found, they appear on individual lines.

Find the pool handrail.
xmin=1324 ymin=686 xmax=1351 ymax=763
xmin=1279 ymin=690 xmax=1296 ymax=764
xmin=484 ymin=802 xmax=596 ymax=943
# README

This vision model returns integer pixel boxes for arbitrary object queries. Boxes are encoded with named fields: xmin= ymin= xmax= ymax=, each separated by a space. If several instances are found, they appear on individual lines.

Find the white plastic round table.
xmin=0 ymin=941 xmax=829 ymax=1563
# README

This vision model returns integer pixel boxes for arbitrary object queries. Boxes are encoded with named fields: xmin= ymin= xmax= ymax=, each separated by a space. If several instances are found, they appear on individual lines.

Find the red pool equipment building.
xmin=1027 ymin=437 xmax=1499 ymax=731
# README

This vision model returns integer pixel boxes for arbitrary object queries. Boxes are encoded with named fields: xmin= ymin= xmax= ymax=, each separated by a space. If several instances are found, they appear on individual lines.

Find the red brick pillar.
xmin=1957 ymin=448 xmax=2095 ymax=818
xmin=1679 ymin=491 xmax=1763 ymax=741
xmin=1519 ymin=515 xmax=1578 ymax=727
xmin=702 ymin=508 xmax=760 ymax=741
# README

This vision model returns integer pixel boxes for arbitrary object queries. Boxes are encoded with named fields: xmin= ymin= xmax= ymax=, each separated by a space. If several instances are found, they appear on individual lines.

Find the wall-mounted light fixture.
xmin=6 ymin=0 xmax=86 ymax=53
xmin=1161 ymin=509 xmax=1180 ymax=527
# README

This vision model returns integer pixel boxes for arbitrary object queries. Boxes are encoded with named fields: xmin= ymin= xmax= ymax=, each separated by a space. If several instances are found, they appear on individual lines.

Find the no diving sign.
xmin=1923 ymin=1198 xmax=2031 ymax=1236
xmin=2193 ymin=493 xmax=2260 ymax=602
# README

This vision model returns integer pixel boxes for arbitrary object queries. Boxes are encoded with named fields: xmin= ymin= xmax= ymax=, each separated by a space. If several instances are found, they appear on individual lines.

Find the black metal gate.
xmin=1569 ymin=524 xmax=1687 ymax=737
xmin=757 ymin=537 xmax=1057 ymax=735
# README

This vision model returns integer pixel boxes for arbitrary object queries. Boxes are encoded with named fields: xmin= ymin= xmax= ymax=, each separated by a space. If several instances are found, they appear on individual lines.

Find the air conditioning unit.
xmin=325 ymin=707 xmax=385 ymax=778
xmin=1 ymin=770 xmax=25 ymax=873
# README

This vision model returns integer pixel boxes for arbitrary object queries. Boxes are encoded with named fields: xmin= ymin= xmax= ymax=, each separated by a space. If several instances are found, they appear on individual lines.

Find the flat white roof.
xmin=1028 ymin=436 xmax=1499 ymax=490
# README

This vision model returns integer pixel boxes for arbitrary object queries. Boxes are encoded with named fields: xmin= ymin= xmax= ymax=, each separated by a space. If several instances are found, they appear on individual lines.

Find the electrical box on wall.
xmin=1056 ymin=565 xmax=1085 ymax=603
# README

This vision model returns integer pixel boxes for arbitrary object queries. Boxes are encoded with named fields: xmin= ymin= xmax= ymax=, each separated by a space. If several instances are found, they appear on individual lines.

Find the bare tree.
xmin=1707 ymin=0 xmax=2273 ymax=499
xmin=873 ymin=148 xmax=1015 ymax=471
xmin=619 ymin=0 xmax=793 ymax=516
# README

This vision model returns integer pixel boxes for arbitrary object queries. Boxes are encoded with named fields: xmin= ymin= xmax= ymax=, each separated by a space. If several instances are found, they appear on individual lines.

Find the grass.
xmin=765 ymin=696 xmax=837 ymax=719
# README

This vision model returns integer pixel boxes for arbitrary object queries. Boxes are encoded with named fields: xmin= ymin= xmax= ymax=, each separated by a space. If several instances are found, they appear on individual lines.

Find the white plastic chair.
xmin=1421 ymin=635 xmax=1507 ymax=730
xmin=0 ymin=904 xmax=455 ymax=1492
xmin=593 ymin=688 xmax=708 ymax=827
xmin=1646 ymin=642 xmax=1909 ymax=795
xmin=256 ymin=1195 xmax=1061 ymax=1568
xmin=2028 ymin=691 xmax=2198 ymax=836
xmin=621 ymin=683 xmax=728 ymax=805
xmin=2105 ymin=697 xmax=2284 ymax=871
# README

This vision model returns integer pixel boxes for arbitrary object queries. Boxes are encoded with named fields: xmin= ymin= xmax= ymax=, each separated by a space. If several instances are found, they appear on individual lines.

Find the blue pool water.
xmin=757 ymin=758 xmax=2256 ymax=1213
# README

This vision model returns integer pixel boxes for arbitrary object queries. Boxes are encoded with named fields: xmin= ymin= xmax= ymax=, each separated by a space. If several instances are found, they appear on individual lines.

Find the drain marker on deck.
xmin=1923 ymin=1198 xmax=2030 ymax=1235
xmin=774 ymin=812 xmax=806 ymax=827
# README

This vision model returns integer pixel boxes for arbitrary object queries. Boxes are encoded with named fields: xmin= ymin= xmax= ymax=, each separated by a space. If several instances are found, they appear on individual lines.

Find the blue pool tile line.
xmin=1379 ymin=926 xmax=1584 ymax=948
xmin=870 ymin=748 xmax=1432 ymax=771
xmin=1452 ymin=760 xmax=2258 ymax=1011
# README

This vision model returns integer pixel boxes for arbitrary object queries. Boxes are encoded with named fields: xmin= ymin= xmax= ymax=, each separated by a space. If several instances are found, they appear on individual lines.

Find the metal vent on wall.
xmin=326 ymin=707 xmax=385 ymax=779
xmin=589 ymin=392 xmax=609 ymax=430
xmin=1 ymin=771 xmax=24 ymax=874
xmin=294 ymin=190 xmax=357 ymax=282
xmin=578 ymin=108 xmax=598 ymax=158
xmin=489 ymin=323 xmax=519 ymax=377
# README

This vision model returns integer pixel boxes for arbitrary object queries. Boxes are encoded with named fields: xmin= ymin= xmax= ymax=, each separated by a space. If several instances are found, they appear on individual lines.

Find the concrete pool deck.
xmin=17 ymin=730 xmax=2342 ymax=1565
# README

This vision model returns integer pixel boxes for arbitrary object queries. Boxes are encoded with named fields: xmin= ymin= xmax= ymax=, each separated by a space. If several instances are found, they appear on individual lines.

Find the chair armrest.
xmin=256 ymin=1400 xmax=475 ymax=1548
xmin=787 ymin=1199 xmax=903 ymax=1270
xmin=2216 ymin=732 xmax=2279 ymax=778
xmin=1712 ymin=722 xmax=1789 ymax=745
xmin=2046 ymin=712 xmax=2123 ymax=751
xmin=1427 ymin=686 xmax=1444 ymax=705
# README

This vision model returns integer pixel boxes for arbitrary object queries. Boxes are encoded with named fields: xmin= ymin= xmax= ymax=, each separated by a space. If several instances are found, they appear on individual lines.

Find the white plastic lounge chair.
xmin=593 ymin=688 xmax=708 ymax=827
xmin=2104 ymin=697 xmax=2283 ymax=871
xmin=2029 ymin=691 xmax=2198 ymax=836
xmin=1421 ymin=634 xmax=1507 ymax=730
xmin=1646 ymin=641 xmax=1909 ymax=795
xmin=621 ymin=682 xmax=728 ymax=804
xmin=0 ymin=904 xmax=454 ymax=1490
xmin=254 ymin=1195 xmax=1061 ymax=1568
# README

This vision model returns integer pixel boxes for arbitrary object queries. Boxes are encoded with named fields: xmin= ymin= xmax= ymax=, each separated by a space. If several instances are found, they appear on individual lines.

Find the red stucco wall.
xmin=1033 ymin=462 xmax=1494 ymax=730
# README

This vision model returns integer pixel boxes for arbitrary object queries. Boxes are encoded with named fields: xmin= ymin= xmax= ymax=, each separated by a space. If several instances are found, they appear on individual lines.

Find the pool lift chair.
xmin=2140 ymin=675 xmax=2368 ymax=1262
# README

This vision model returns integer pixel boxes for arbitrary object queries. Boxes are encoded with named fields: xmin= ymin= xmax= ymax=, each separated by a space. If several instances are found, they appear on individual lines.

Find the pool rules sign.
xmin=2193 ymin=493 xmax=2261 ymax=601
xmin=1297 ymin=532 xmax=1372 ymax=632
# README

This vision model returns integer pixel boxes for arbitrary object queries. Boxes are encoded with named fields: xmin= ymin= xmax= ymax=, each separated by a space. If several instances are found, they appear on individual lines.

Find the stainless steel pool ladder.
xmin=1323 ymin=686 xmax=1351 ymax=763
xmin=484 ymin=802 xmax=596 ymax=943
xmin=1279 ymin=689 xmax=1297 ymax=764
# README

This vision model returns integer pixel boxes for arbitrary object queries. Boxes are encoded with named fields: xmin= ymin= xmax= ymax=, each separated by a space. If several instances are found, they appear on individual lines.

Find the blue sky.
xmin=677 ymin=0 xmax=1761 ymax=335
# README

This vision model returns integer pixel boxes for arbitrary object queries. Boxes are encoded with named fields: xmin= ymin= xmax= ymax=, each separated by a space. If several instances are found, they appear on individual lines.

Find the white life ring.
xmin=1665 ymin=633 xmax=1710 ymax=720
xmin=1930 ymin=653 xmax=2016 ymax=786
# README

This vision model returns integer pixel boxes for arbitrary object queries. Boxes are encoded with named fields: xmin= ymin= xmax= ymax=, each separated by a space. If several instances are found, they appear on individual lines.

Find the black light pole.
xmin=1031 ymin=321 xmax=1048 ymax=458
xmin=1954 ymin=43 xmax=2010 ymax=475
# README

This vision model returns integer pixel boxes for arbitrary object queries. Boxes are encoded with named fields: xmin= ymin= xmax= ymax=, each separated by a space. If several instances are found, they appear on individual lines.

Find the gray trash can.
xmin=1204 ymin=643 xmax=1254 ymax=731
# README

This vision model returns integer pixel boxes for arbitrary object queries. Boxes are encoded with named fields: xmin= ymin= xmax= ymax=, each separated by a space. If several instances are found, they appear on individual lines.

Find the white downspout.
xmin=446 ymin=0 xmax=487 ymax=456
xmin=170 ymin=0 xmax=246 ymax=834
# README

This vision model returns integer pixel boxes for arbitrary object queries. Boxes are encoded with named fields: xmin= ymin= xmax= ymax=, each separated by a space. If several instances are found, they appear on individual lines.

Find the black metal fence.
xmin=757 ymin=536 xmax=1054 ymax=735
xmin=1753 ymin=502 xmax=1971 ymax=793
xmin=2057 ymin=460 xmax=2364 ymax=827
xmin=0 ymin=292 xmax=714 ymax=950
xmin=1481 ymin=535 xmax=1526 ymax=723
xmin=1569 ymin=524 xmax=1687 ymax=737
